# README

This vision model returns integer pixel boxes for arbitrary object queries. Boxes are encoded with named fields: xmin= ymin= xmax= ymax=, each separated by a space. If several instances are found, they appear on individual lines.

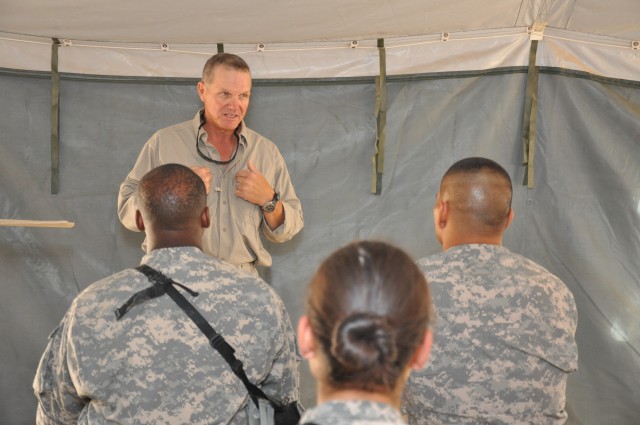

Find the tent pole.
xmin=50 ymin=38 xmax=61 ymax=194
xmin=372 ymin=38 xmax=387 ymax=195
xmin=521 ymin=38 xmax=540 ymax=188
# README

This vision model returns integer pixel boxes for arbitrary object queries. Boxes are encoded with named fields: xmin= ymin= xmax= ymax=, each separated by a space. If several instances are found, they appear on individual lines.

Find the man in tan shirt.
xmin=118 ymin=53 xmax=303 ymax=276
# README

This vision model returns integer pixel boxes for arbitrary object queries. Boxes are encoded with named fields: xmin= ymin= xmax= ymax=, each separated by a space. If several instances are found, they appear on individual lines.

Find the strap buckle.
xmin=209 ymin=334 xmax=225 ymax=349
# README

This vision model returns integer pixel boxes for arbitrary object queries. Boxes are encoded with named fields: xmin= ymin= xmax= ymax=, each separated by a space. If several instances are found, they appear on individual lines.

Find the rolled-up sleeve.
xmin=117 ymin=135 xmax=160 ymax=232
xmin=261 ymin=151 xmax=303 ymax=243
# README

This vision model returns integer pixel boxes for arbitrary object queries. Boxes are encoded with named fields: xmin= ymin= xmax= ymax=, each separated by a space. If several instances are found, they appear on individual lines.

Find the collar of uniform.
xmin=141 ymin=245 xmax=208 ymax=267
xmin=443 ymin=243 xmax=509 ymax=256
xmin=303 ymin=400 xmax=403 ymax=422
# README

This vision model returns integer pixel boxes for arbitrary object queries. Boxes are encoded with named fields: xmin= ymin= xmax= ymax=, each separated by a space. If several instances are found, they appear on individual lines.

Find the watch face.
xmin=262 ymin=191 xmax=279 ymax=213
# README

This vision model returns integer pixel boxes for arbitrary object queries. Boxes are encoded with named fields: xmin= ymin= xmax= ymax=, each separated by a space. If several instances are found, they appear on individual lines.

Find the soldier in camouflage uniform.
xmin=298 ymin=241 xmax=434 ymax=425
xmin=33 ymin=164 xmax=299 ymax=425
xmin=403 ymin=157 xmax=578 ymax=424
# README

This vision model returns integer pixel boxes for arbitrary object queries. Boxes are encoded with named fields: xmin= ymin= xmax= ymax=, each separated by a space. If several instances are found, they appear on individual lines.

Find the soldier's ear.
xmin=505 ymin=207 xmax=514 ymax=230
xmin=410 ymin=330 xmax=433 ymax=370
xmin=135 ymin=210 xmax=145 ymax=231
xmin=201 ymin=207 xmax=210 ymax=229
xmin=297 ymin=315 xmax=316 ymax=359
xmin=435 ymin=196 xmax=449 ymax=230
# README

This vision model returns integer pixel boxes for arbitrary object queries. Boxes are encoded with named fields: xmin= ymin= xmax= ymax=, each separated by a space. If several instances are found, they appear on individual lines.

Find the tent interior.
xmin=1 ymin=0 xmax=639 ymax=423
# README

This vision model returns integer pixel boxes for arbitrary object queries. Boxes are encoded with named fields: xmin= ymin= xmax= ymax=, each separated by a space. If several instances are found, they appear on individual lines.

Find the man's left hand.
xmin=235 ymin=159 xmax=274 ymax=207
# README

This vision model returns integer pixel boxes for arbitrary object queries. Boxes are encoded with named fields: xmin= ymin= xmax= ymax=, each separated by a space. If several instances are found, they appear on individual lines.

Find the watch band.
xmin=262 ymin=190 xmax=279 ymax=213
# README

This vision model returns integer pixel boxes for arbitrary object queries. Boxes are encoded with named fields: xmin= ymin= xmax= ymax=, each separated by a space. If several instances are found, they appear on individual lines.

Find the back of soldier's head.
xmin=441 ymin=157 xmax=512 ymax=234
xmin=305 ymin=240 xmax=432 ymax=393
xmin=137 ymin=164 xmax=206 ymax=230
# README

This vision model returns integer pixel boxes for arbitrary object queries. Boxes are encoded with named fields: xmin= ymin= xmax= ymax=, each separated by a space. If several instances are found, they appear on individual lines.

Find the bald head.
xmin=137 ymin=164 xmax=207 ymax=233
xmin=435 ymin=157 xmax=513 ymax=247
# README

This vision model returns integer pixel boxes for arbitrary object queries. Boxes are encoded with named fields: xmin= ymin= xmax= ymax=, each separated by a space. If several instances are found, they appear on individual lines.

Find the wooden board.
xmin=0 ymin=219 xmax=75 ymax=228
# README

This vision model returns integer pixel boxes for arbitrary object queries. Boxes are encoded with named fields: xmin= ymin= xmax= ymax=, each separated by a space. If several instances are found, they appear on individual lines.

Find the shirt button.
xmin=222 ymin=228 xmax=227 ymax=232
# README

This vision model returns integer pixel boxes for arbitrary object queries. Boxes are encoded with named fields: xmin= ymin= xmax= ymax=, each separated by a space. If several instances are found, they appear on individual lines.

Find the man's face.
xmin=198 ymin=66 xmax=252 ymax=134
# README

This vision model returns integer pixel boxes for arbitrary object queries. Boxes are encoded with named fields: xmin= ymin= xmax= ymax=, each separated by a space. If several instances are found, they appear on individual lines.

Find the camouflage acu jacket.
xmin=404 ymin=244 xmax=578 ymax=425
xmin=34 ymin=246 xmax=299 ymax=424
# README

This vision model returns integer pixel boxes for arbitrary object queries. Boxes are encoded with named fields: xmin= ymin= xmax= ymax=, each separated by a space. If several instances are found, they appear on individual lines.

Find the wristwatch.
xmin=262 ymin=191 xmax=279 ymax=213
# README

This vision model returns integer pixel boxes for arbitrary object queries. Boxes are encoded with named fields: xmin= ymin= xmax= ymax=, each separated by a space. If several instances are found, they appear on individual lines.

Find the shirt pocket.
xmin=231 ymin=174 xmax=262 ymax=226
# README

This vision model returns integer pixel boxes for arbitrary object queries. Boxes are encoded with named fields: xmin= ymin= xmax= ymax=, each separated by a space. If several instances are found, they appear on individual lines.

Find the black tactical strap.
xmin=114 ymin=284 xmax=168 ymax=320
xmin=124 ymin=264 xmax=274 ymax=409
xmin=114 ymin=265 xmax=198 ymax=320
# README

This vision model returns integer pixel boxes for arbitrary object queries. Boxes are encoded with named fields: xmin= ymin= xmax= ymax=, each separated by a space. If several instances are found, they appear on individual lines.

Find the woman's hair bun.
xmin=330 ymin=312 xmax=398 ymax=372
xmin=305 ymin=240 xmax=432 ymax=392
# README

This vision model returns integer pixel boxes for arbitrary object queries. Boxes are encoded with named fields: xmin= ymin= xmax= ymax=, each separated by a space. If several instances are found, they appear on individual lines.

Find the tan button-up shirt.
xmin=118 ymin=110 xmax=303 ymax=268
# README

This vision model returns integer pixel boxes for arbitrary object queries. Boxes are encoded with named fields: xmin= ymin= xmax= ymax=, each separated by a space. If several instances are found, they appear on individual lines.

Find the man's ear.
xmin=434 ymin=195 xmax=449 ymax=230
xmin=297 ymin=315 xmax=316 ymax=360
xmin=197 ymin=81 xmax=206 ymax=102
xmin=505 ymin=207 xmax=515 ymax=230
xmin=409 ymin=330 xmax=433 ymax=371
xmin=135 ymin=210 xmax=145 ymax=231
xmin=201 ymin=207 xmax=211 ymax=229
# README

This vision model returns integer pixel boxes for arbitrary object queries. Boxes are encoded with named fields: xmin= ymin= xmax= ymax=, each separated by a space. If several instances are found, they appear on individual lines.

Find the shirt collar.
xmin=141 ymin=246 xmax=207 ymax=266
xmin=194 ymin=108 xmax=248 ymax=148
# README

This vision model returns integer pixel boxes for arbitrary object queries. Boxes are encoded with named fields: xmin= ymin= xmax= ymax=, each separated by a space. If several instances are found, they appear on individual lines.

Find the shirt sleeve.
xmin=117 ymin=135 xmax=159 ymax=232
xmin=33 ymin=309 xmax=88 ymax=424
xmin=261 ymin=149 xmax=303 ymax=243
xmin=259 ymin=294 xmax=300 ymax=405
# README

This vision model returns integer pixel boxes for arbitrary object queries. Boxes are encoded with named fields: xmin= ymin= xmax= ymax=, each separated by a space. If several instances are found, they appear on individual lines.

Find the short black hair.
xmin=137 ymin=164 xmax=206 ymax=230
xmin=440 ymin=157 xmax=513 ymax=231
xmin=445 ymin=157 xmax=511 ymax=186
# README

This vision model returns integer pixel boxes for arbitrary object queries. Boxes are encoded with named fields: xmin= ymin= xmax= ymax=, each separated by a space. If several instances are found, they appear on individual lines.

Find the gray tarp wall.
xmin=1 ymin=67 xmax=639 ymax=424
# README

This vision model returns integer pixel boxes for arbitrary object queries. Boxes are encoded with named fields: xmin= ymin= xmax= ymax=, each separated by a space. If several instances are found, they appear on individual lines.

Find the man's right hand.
xmin=190 ymin=166 xmax=212 ymax=194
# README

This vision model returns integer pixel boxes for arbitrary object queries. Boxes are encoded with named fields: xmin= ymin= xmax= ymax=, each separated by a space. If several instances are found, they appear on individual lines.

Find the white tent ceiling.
xmin=1 ymin=0 xmax=639 ymax=80
xmin=2 ymin=0 xmax=639 ymax=43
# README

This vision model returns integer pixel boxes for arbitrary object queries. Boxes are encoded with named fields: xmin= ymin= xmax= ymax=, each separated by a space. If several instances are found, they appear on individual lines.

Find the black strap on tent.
xmin=50 ymin=38 xmax=61 ymax=194
xmin=217 ymin=43 xmax=224 ymax=53
xmin=372 ymin=38 xmax=387 ymax=195
xmin=521 ymin=39 xmax=540 ymax=188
